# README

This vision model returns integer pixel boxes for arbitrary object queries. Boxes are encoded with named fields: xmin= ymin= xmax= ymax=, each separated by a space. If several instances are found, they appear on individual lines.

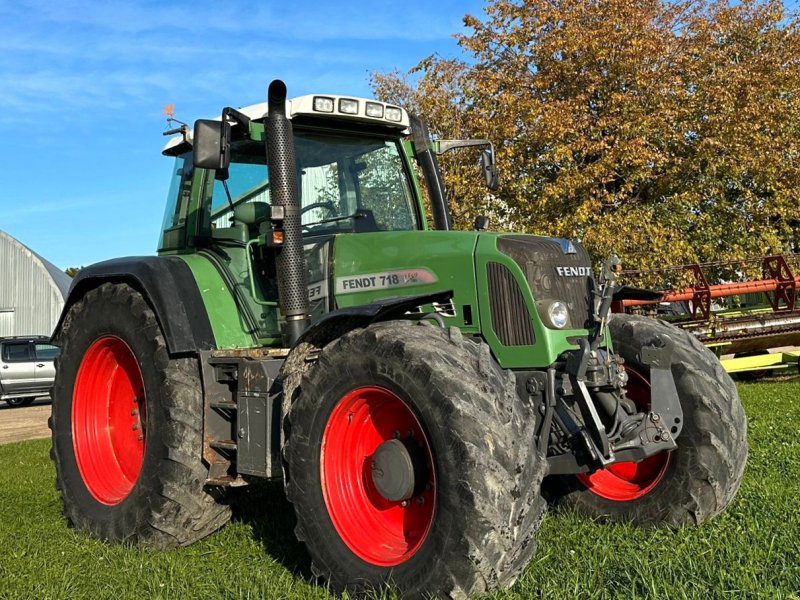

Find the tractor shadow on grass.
xmin=228 ymin=479 xmax=314 ymax=578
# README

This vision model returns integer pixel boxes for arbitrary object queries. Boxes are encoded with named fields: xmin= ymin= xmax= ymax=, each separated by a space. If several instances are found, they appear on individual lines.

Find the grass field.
xmin=0 ymin=378 xmax=798 ymax=599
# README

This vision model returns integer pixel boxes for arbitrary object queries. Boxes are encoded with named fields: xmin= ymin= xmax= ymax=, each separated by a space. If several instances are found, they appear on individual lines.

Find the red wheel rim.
xmin=321 ymin=386 xmax=436 ymax=567
xmin=72 ymin=336 xmax=146 ymax=505
xmin=576 ymin=369 xmax=671 ymax=501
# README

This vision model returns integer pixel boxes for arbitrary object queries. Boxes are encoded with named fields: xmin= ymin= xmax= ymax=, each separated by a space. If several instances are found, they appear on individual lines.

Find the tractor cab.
xmin=159 ymin=88 xmax=493 ymax=344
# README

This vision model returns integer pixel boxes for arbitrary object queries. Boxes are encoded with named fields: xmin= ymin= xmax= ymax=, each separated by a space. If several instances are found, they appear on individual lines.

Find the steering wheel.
xmin=300 ymin=201 xmax=335 ymax=217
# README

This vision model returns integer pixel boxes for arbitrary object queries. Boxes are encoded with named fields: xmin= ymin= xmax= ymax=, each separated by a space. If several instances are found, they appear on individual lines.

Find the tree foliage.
xmin=372 ymin=0 xmax=800 ymax=272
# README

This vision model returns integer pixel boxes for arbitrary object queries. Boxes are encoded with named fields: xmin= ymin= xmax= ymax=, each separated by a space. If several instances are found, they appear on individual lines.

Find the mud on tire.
xmin=283 ymin=321 xmax=547 ymax=598
xmin=50 ymin=282 xmax=230 ymax=547
xmin=546 ymin=314 xmax=748 ymax=526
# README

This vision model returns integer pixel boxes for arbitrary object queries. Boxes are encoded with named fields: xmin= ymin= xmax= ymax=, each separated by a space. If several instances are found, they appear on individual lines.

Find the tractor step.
xmin=199 ymin=352 xmax=284 ymax=485
xmin=210 ymin=439 xmax=237 ymax=451
xmin=210 ymin=400 xmax=238 ymax=410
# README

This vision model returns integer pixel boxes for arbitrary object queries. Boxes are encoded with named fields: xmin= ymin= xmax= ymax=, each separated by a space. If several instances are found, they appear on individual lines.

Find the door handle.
xmin=2 ymin=365 xmax=7 ymax=369
xmin=37 ymin=363 xmax=45 ymax=367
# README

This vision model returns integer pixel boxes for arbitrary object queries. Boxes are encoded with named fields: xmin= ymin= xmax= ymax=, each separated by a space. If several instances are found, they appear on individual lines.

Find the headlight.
xmin=365 ymin=102 xmax=384 ymax=118
xmin=313 ymin=96 xmax=334 ymax=113
xmin=338 ymin=98 xmax=359 ymax=114
xmin=385 ymin=106 xmax=403 ymax=122
xmin=547 ymin=301 xmax=569 ymax=329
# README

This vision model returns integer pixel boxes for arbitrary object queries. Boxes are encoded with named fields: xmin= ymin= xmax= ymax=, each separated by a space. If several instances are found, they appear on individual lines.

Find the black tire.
xmin=5 ymin=397 xmax=36 ymax=408
xmin=50 ymin=282 xmax=230 ymax=547
xmin=284 ymin=321 xmax=547 ymax=598
xmin=546 ymin=314 xmax=747 ymax=526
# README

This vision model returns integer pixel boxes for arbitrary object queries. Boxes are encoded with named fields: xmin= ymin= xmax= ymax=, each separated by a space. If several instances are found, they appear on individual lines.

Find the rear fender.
xmin=51 ymin=257 xmax=216 ymax=354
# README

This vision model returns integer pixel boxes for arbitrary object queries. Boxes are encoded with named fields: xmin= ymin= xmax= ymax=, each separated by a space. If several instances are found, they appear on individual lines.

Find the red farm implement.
xmin=614 ymin=254 xmax=800 ymax=379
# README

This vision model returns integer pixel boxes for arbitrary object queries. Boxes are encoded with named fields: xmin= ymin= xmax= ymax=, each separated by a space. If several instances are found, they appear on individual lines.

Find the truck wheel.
xmin=547 ymin=314 xmax=747 ymax=526
xmin=50 ymin=282 xmax=230 ymax=547
xmin=733 ymin=351 xmax=771 ymax=381
xmin=284 ymin=321 xmax=546 ymax=598
xmin=6 ymin=397 xmax=36 ymax=407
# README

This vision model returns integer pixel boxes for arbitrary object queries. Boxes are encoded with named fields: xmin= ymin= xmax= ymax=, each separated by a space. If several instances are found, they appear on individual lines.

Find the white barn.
xmin=0 ymin=230 xmax=71 ymax=337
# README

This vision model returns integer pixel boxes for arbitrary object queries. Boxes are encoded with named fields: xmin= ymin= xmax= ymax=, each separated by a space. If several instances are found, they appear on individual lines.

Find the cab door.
xmin=1 ymin=341 xmax=36 ymax=393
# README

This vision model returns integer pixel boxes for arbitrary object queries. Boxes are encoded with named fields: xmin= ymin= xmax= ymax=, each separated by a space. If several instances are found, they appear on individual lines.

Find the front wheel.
xmin=546 ymin=314 xmax=748 ymax=526
xmin=284 ymin=322 xmax=546 ymax=598
xmin=50 ymin=282 xmax=231 ymax=547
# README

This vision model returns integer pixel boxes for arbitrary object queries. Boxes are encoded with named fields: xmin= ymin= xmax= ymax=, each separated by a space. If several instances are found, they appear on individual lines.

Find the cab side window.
xmin=210 ymin=155 xmax=269 ymax=229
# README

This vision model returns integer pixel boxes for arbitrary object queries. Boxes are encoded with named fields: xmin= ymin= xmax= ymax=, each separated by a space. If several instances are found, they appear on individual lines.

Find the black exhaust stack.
xmin=266 ymin=80 xmax=309 ymax=346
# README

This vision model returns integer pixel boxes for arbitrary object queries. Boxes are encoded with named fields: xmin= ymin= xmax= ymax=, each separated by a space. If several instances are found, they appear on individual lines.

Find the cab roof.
xmin=162 ymin=94 xmax=410 ymax=156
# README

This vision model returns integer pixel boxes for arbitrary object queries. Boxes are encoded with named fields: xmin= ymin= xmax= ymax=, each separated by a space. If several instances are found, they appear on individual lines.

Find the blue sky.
xmin=0 ymin=0 xmax=485 ymax=269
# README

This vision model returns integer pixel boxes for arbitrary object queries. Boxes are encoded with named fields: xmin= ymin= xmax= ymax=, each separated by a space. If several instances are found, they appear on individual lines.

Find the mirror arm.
xmin=435 ymin=139 xmax=493 ymax=155
xmin=221 ymin=107 xmax=251 ymax=130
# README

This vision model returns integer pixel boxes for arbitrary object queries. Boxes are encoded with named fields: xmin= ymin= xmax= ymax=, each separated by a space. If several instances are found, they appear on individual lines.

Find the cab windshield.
xmin=208 ymin=129 xmax=420 ymax=234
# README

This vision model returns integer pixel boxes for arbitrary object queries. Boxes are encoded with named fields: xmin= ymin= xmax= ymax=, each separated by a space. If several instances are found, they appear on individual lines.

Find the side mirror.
xmin=479 ymin=149 xmax=499 ymax=191
xmin=193 ymin=119 xmax=231 ymax=177
xmin=473 ymin=215 xmax=490 ymax=231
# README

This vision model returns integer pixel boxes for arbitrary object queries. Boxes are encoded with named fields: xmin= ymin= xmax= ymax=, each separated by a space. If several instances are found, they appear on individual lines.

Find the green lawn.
xmin=0 ymin=378 xmax=798 ymax=600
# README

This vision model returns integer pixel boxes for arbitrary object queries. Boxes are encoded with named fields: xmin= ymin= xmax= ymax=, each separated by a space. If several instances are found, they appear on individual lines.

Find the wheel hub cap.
xmin=371 ymin=438 xmax=428 ymax=502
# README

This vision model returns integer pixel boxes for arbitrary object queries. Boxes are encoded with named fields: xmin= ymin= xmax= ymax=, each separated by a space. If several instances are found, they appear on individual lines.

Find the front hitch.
xmin=548 ymin=339 xmax=683 ymax=474
xmin=609 ymin=340 xmax=683 ymax=462
xmin=544 ymin=253 xmax=684 ymax=475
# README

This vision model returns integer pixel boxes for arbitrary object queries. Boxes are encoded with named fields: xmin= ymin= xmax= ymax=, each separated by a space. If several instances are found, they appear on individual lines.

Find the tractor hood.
xmin=329 ymin=230 xmax=595 ymax=368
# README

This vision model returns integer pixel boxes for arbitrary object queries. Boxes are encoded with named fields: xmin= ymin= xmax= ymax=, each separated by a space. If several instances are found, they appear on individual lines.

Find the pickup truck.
xmin=0 ymin=336 xmax=59 ymax=407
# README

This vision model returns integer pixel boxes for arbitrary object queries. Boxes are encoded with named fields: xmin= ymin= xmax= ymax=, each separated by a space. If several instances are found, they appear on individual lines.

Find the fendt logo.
xmin=555 ymin=266 xmax=592 ymax=277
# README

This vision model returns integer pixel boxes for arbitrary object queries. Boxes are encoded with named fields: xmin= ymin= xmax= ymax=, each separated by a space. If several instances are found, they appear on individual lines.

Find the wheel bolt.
xmin=407 ymin=429 xmax=414 ymax=438
xmin=392 ymin=431 xmax=401 ymax=439
xmin=131 ymin=409 xmax=139 ymax=416
xmin=400 ymin=500 xmax=409 ymax=507
xmin=137 ymin=434 xmax=144 ymax=441
xmin=416 ymin=496 xmax=425 ymax=505
xmin=132 ymin=423 xmax=140 ymax=431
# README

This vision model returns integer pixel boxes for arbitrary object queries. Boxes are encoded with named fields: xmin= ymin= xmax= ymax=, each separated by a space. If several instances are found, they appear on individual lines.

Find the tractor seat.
xmin=233 ymin=202 xmax=270 ymax=226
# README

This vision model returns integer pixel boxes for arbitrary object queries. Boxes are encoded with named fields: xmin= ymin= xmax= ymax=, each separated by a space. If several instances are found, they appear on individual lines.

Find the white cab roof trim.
xmin=162 ymin=95 xmax=410 ymax=153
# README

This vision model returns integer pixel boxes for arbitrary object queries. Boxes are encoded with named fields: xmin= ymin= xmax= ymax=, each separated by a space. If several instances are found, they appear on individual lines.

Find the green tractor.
xmin=50 ymin=80 xmax=747 ymax=598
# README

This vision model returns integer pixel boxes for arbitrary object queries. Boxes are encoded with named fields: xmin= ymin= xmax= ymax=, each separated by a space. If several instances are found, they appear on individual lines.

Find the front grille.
xmin=487 ymin=262 xmax=535 ymax=346
xmin=497 ymin=235 xmax=594 ymax=329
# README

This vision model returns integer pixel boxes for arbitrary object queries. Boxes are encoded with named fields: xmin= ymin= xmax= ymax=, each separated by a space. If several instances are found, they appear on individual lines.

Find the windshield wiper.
xmin=303 ymin=211 xmax=366 ymax=228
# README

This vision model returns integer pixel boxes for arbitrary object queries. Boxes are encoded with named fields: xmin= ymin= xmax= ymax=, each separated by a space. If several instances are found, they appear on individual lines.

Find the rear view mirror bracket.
xmin=192 ymin=107 xmax=252 ymax=181
xmin=435 ymin=139 xmax=499 ymax=191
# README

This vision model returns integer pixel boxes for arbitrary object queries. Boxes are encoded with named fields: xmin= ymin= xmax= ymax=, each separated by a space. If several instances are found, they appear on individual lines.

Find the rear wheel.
xmin=284 ymin=322 xmax=546 ymax=598
xmin=547 ymin=314 xmax=747 ymax=526
xmin=50 ymin=282 xmax=231 ymax=547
